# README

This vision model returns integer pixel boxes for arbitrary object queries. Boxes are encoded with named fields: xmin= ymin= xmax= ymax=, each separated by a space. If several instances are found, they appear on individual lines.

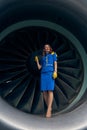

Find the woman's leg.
xmin=43 ymin=91 xmax=48 ymax=106
xmin=46 ymin=91 xmax=53 ymax=118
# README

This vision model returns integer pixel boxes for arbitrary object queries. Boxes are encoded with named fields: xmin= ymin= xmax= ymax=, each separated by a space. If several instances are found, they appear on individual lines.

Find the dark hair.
xmin=42 ymin=43 xmax=53 ymax=56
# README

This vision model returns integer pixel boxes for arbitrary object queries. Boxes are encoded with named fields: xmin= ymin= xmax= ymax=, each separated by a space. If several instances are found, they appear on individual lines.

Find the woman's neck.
xmin=45 ymin=52 xmax=50 ymax=55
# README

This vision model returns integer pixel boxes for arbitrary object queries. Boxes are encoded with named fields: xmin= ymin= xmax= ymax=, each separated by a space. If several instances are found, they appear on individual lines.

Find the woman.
xmin=35 ymin=44 xmax=57 ymax=118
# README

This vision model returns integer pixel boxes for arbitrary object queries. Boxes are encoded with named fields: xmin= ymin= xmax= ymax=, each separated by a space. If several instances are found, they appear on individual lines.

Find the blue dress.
xmin=40 ymin=52 xmax=57 ymax=91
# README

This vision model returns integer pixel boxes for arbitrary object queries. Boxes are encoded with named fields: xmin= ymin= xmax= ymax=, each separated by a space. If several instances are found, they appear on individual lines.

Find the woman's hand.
xmin=53 ymin=71 xmax=57 ymax=79
xmin=35 ymin=56 xmax=39 ymax=62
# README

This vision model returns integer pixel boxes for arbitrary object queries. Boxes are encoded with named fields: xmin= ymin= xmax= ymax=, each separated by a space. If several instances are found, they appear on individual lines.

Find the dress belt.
xmin=46 ymin=64 xmax=53 ymax=66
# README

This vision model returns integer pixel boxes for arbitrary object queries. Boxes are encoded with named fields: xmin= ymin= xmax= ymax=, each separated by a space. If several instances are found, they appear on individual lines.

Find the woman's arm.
xmin=53 ymin=61 xmax=57 ymax=79
xmin=54 ymin=61 xmax=57 ymax=72
xmin=35 ymin=56 xmax=42 ymax=70
xmin=36 ymin=60 xmax=42 ymax=70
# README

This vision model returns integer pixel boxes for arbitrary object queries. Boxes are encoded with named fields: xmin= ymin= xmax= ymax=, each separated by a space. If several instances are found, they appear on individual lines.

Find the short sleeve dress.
xmin=40 ymin=52 xmax=57 ymax=91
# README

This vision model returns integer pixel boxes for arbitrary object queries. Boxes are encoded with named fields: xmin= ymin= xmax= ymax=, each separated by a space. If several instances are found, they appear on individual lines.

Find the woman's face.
xmin=44 ymin=44 xmax=51 ymax=53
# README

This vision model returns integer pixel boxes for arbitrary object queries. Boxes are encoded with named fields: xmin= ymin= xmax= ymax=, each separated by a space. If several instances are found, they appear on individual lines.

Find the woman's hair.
xmin=42 ymin=43 xmax=53 ymax=56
